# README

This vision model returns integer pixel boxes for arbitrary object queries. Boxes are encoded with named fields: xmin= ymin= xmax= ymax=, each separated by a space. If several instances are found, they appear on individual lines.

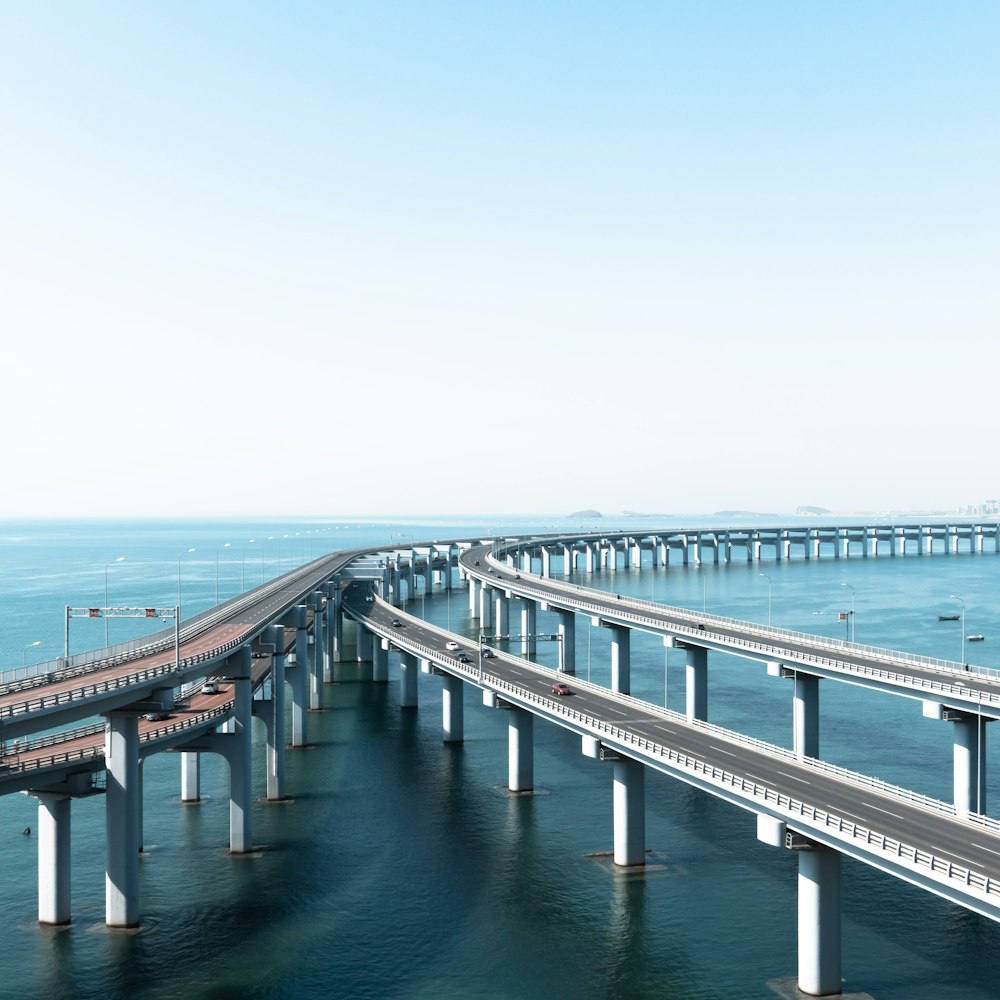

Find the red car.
xmin=551 ymin=682 xmax=571 ymax=696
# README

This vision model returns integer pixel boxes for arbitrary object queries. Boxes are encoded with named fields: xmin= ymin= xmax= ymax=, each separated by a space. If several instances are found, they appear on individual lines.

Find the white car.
xmin=445 ymin=641 xmax=459 ymax=651
xmin=201 ymin=681 xmax=220 ymax=695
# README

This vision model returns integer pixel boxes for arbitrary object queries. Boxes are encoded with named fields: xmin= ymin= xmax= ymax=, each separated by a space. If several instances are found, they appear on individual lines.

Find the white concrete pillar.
xmin=685 ymin=644 xmax=708 ymax=722
xmin=330 ymin=587 xmax=344 ymax=663
xmin=105 ymin=711 xmax=140 ymax=927
xmin=373 ymin=637 xmax=389 ymax=683
xmin=357 ymin=626 xmax=373 ymax=663
xmin=953 ymin=714 xmax=987 ymax=816
xmin=541 ymin=548 xmax=551 ymax=577
xmin=287 ymin=647 xmax=308 ymax=747
xmin=442 ymin=673 xmax=464 ymax=743
xmin=469 ymin=577 xmax=480 ymax=618
xmin=613 ymin=758 xmax=645 ymax=867
xmin=508 ymin=708 xmax=534 ymax=792
xmin=495 ymin=591 xmax=510 ymax=639
xmin=308 ymin=633 xmax=321 ymax=711
xmin=609 ymin=624 xmax=631 ymax=695
xmin=268 ymin=625 xmax=286 ymax=800
xmin=314 ymin=602 xmax=329 ymax=683
xmin=562 ymin=545 xmax=572 ymax=575
xmin=793 ymin=672 xmax=820 ymax=760
xmin=229 ymin=658 xmax=254 ymax=853
xmin=181 ymin=751 xmax=200 ymax=802
xmin=521 ymin=599 xmax=537 ymax=657
xmin=798 ymin=844 xmax=842 ymax=996
xmin=557 ymin=609 xmax=576 ymax=675
xmin=480 ymin=584 xmax=494 ymax=629
xmin=400 ymin=651 xmax=419 ymax=708
xmin=37 ymin=792 xmax=71 ymax=925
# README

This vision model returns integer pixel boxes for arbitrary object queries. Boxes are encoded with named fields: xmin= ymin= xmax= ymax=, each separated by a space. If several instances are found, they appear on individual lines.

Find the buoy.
xmin=22 ymin=827 xmax=30 ymax=836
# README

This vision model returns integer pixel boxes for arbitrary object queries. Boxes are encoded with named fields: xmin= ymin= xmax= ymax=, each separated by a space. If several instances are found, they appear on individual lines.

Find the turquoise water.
xmin=1 ymin=516 xmax=999 ymax=999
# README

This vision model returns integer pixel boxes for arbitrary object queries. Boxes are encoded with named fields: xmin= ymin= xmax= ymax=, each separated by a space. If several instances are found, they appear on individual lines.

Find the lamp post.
xmin=104 ymin=556 xmax=125 ymax=646
xmin=949 ymin=595 xmax=966 ymax=667
xmin=215 ymin=542 xmax=231 ymax=604
xmin=241 ymin=539 xmax=256 ymax=594
xmin=841 ymin=582 xmax=855 ymax=642
xmin=759 ymin=572 xmax=772 ymax=627
xmin=177 ymin=547 xmax=196 ymax=622
xmin=23 ymin=640 xmax=40 ymax=667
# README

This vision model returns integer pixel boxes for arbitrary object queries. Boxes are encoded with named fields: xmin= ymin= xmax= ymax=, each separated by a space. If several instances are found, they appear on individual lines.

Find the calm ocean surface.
xmin=1 ymin=515 xmax=999 ymax=1000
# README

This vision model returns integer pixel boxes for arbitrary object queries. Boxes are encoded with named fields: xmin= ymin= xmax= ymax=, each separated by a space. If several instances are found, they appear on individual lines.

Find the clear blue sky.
xmin=1 ymin=2 xmax=996 ymax=518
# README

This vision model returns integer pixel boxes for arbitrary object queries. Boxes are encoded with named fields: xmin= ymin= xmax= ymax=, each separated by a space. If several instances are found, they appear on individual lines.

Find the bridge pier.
xmin=105 ymin=710 xmax=141 ymax=927
xmin=603 ymin=623 xmax=630 ymax=694
xmin=442 ymin=673 xmax=464 ymax=743
xmin=683 ymin=643 xmax=708 ymax=722
xmin=480 ymin=584 xmax=494 ymax=629
xmin=791 ymin=670 xmax=821 ymax=759
xmin=469 ymin=577 xmax=480 ymax=618
xmin=952 ymin=712 xmax=988 ymax=816
xmin=267 ymin=625 xmax=287 ymax=799
xmin=521 ymin=599 xmax=537 ymax=657
xmin=400 ymin=651 xmax=419 ymax=708
xmin=36 ymin=791 xmax=71 ymax=925
xmin=613 ymin=757 xmax=645 ymax=866
xmin=329 ymin=585 xmax=343 ymax=663
xmin=372 ymin=636 xmax=389 ymax=682
xmin=495 ymin=590 xmax=510 ymax=640
xmin=286 ymin=646 xmax=309 ymax=746
xmin=508 ymin=708 xmax=534 ymax=791
xmin=227 ymin=654 xmax=254 ymax=853
xmin=181 ymin=751 xmax=200 ymax=802
xmin=556 ymin=609 xmax=576 ymax=674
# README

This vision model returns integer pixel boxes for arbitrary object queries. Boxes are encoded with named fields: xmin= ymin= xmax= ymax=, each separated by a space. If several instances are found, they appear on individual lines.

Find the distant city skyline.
xmin=1 ymin=4 xmax=996 ymax=519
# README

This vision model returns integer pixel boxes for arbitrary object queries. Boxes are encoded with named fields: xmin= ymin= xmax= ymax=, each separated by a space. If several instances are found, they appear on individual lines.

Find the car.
xmin=390 ymin=618 xmax=402 ymax=628
xmin=365 ymin=595 xmax=374 ymax=602
xmin=144 ymin=711 xmax=170 ymax=722
xmin=201 ymin=681 xmax=220 ymax=695
xmin=481 ymin=648 xmax=496 ymax=658
xmin=445 ymin=641 xmax=459 ymax=651
xmin=457 ymin=652 xmax=471 ymax=663
xmin=551 ymin=682 xmax=572 ymax=696
xmin=488 ymin=568 xmax=495 ymax=574
xmin=475 ymin=560 xmax=480 ymax=565
xmin=515 ymin=574 xmax=520 ymax=579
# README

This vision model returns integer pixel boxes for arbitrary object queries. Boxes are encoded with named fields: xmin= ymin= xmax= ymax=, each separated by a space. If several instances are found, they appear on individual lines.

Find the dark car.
xmin=144 ymin=711 xmax=170 ymax=722
xmin=551 ymin=682 xmax=571 ymax=696
xmin=457 ymin=652 xmax=471 ymax=663
xmin=481 ymin=648 xmax=496 ymax=658
xmin=391 ymin=618 xmax=402 ymax=627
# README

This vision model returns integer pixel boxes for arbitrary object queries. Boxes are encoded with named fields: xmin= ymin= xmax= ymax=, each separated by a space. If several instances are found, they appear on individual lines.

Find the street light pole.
xmin=841 ymin=582 xmax=855 ymax=642
xmin=759 ymin=573 xmax=772 ymax=626
xmin=104 ymin=556 xmax=125 ymax=646
xmin=216 ymin=542 xmax=231 ymax=604
xmin=23 ymin=640 xmax=40 ymax=667
xmin=949 ymin=594 xmax=966 ymax=667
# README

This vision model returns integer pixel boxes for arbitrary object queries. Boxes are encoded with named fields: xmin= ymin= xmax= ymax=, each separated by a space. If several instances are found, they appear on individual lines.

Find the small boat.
xmin=938 ymin=614 xmax=960 ymax=621
xmin=968 ymin=634 xmax=985 ymax=642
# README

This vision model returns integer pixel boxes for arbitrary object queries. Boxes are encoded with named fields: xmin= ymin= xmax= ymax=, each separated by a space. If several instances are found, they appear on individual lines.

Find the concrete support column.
xmin=562 ymin=546 xmax=572 ymax=575
xmin=357 ymin=626 xmax=373 ymax=663
xmin=508 ymin=708 xmax=534 ymax=792
xmin=685 ymin=644 xmax=708 ymax=722
xmin=798 ymin=844 xmax=842 ymax=997
xmin=181 ymin=751 xmax=200 ymax=802
xmin=585 ymin=544 xmax=596 ymax=573
xmin=268 ymin=625 xmax=286 ymax=800
xmin=105 ymin=711 xmax=140 ymax=927
xmin=330 ymin=587 xmax=344 ymax=663
xmin=521 ymin=599 xmax=537 ymax=657
xmin=480 ymin=584 xmax=494 ymax=629
xmin=557 ymin=609 xmax=576 ymax=675
xmin=37 ymin=792 xmax=71 ymax=925
xmin=373 ymin=637 xmax=389 ymax=683
xmin=541 ymin=548 xmax=551 ymax=577
xmin=469 ymin=577 xmax=480 ymax=618
xmin=442 ymin=673 xmax=464 ymax=743
xmin=313 ymin=602 xmax=329 ymax=683
xmin=495 ymin=591 xmax=510 ymax=639
xmin=287 ymin=648 xmax=308 ymax=746
xmin=400 ymin=651 xmax=419 ymax=708
xmin=953 ymin=714 xmax=987 ymax=816
xmin=609 ymin=624 xmax=631 ymax=695
xmin=792 ymin=672 xmax=820 ymax=760
xmin=613 ymin=758 xmax=645 ymax=867
xmin=229 ymin=657 xmax=254 ymax=853
xmin=308 ymin=634 xmax=321 ymax=711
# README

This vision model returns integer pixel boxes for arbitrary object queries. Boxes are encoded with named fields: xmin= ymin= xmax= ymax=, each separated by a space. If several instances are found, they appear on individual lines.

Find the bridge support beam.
xmin=373 ymin=637 xmax=389 ymax=682
xmin=952 ymin=713 xmax=988 ymax=817
xmin=604 ymin=623 xmax=631 ymax=695
xmin=267 ymin=625 xmax=287 ymax=799
xmin=330 ymin=586 xmax=343 ymax=663
xmin=442 ymin=673 xmax=464 ymax=743
xmin=521 ymin=600 xmax=537 ymax=657
xmin=105 ymin=711 xmax=140 ymax=927
xmin=790 ymin=670 xmax=820 ymax=759
xmin=797 ymin=841 xmax=842 ymax=996
xmin=400 ymin=651 xmax=419 ymax=708
xmin=508 ymin=708 xmax=534 ymax=792
xmin=36 ymin=792 xmax=71 ymax=925
xmin=557 ymin=609 xmax=576 ymax=675
xmin=227 ymin=653 xmax=254 ymax=853
xmin=613 ymin=758 xmax=645 ymax=867
xmin=180 ymin=751 xmax=200 ymax=802
xmin=684 ymin=644 xmax=708 ymax=722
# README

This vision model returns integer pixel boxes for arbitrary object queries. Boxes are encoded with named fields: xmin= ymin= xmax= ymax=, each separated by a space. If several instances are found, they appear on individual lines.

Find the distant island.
xmin=795 ymin=505 xmax=831 ymax=516
xmin=568 ymin=509 xmax=602 ymax=519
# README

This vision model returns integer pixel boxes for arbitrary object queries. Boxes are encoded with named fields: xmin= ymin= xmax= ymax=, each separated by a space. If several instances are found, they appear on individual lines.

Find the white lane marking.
xmin=653 ymin=725 xmax=677 ymax=736
xmin=710 ymin=745 xmax=737 ymax=757
xmin=970 ymin=842 xmax=1000 ymax=860
xmin=776 ymin=770 xmax=811 ymax=785
xmin=605 ymin=706 xmax=629 ymax=716
xmin=861 ymin=801 xmax=905 ymax=820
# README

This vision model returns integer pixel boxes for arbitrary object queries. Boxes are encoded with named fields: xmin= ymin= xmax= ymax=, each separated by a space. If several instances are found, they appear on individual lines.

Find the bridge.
xmin=2 ymin=520 xmax=999 ymax=997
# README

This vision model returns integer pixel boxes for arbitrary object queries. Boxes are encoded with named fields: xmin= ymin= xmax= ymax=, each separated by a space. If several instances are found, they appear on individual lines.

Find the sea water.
xmin=1 ymin=515 xmax=999 ymax=1000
